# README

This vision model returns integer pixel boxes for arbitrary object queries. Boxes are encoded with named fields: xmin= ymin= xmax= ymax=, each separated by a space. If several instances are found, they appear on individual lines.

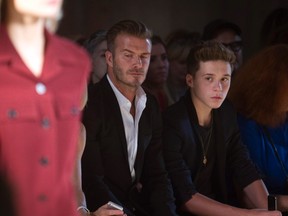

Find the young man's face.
xmin=106 ymin=34 xmax=151 ymax=90
xmin=187 ymin=60 xmax=232 ymax=112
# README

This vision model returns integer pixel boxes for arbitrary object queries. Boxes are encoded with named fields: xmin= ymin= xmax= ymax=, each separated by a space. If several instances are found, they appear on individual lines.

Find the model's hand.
xmin=91 ymin=204 xmax=126 ymax=216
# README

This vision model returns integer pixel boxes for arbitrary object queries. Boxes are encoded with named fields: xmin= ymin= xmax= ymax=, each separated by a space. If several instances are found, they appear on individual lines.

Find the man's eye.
xmin=141 ymin=55 xmax=149 ymax=60
xmin=124 ymin=53 xmax=132 ymax=58
xmin=206 ymin=77 xmax=212 ymax=81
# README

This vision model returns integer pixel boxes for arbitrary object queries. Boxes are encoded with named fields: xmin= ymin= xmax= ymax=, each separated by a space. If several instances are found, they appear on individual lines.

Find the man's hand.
xmin=91 ymin=203 xmax=126 ymax=216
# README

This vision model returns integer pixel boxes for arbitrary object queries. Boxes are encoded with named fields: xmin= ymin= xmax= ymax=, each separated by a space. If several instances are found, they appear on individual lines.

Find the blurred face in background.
xmin=169 ymin=59 xmax=187 ymax=86
xmin=213 ymin=30 xmax=243 ymax=71
xmin=146 ymin=43 xmax=169 ymax=86
xmin=92 ymin=40 xmax=107 ymax=83
xmin=9 ymin=0 xmax=63 ymax=20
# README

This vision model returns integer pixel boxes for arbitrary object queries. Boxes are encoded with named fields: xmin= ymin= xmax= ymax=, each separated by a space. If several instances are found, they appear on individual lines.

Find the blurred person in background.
xmin=83 ymin=29 xmax=108 ymax=85
xmin=229 ymin=44 xmax=288 ymax=215
xmin=142 ymin=35 xmax=169 ymax=111
xmin=260 ymin=7 xmax=288 ymax=47
xmin=165 ymin=29 xmax=201 ymax=105
xmin=202 ymin=19 xmax=243 ymax=74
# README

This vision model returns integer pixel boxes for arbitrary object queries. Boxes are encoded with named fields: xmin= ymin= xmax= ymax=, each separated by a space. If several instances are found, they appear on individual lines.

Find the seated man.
xmin=162 ymin=41 xmax=281 ymax=216
xmin=81 ymin=20 xmax=177 ymax=216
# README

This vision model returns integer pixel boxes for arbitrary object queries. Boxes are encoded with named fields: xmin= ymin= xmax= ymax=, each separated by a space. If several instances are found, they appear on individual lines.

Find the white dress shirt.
xmin=107 ymin=75 xmax=147 ymax=181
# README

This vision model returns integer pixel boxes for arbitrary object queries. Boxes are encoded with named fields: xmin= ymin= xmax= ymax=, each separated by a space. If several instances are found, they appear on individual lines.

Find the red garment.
xmin=0 ymin=25 xmax=91 ymax=216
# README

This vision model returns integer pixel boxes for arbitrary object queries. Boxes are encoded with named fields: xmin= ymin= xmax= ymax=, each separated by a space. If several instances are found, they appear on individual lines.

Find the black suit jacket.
xmin=162 ymin=91 xmax=260 ymax=209
xmin=82 ymin=76 xmax=177 ymax=216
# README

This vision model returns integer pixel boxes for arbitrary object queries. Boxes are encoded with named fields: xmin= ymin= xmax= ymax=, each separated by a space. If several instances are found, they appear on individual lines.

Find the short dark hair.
xmin=187 ymin=41 xmax=236 ymax=77
xmin=106 ymin=19 xmax=152 ymax=53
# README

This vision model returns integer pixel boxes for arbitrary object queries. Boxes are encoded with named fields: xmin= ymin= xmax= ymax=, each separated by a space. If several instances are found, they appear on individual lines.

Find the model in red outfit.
xmin=0 ymin=1 xmax=90 ymax=216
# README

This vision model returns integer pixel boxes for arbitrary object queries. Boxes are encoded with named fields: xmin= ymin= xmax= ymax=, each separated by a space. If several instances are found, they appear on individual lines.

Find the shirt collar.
xmin=107 ymin=74 xmax=146 ymax=110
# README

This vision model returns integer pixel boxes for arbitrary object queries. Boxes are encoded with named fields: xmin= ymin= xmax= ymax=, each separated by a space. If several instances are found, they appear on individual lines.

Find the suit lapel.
xmin=101 ymin=76 xmax=130 ymax=164
xmin=135 ymin=104 xmax=151 ymax=181
xmin=213 ymin=109 xmax=228 ymax=201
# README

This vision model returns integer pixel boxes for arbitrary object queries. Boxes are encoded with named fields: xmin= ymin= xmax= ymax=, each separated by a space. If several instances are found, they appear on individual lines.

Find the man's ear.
xmin=105 ymin=50 xmax=113 ymax=68
xmin=186 ymin=73 xmax=194 ymax=88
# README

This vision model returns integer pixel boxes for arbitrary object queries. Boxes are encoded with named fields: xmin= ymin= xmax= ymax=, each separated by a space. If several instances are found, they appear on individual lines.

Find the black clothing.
xmin=162 ymin=91 xmax=260 ymax=210
xmin=82 ymin=76 xmax=177 ymax=216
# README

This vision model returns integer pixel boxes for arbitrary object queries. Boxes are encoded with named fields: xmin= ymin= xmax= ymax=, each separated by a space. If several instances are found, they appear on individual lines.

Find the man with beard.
xmin=81 ymin=20 xmax=178 ymax=216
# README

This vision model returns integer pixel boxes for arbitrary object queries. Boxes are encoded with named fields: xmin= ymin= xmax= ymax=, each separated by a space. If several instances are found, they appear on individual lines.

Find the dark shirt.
xmin=194 ymin=126 xmax=216 ymax=199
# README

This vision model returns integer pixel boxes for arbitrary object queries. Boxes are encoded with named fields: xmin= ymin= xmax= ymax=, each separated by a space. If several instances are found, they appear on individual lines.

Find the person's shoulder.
xmin=85 ymin=77 xmax=113 ymax=109
xmin=88 ymin=80 xmax=106 ymax=97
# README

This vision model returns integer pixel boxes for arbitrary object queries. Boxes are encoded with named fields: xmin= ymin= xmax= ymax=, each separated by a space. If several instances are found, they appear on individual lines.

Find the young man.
xmin=162 ymin=41 xmax=281 ymax=216
xmin=82 ymin=20 xmax=177 ymax=216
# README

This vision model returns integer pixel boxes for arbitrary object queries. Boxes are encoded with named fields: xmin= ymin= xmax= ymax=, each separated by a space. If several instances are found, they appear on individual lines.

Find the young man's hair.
xmin=187 ymin=41 xmax=236 ymax=77
xmin=106 ymin=19 xmax=152 ymax=53
xmin=228 ymin=44 xmax=288 ymax=127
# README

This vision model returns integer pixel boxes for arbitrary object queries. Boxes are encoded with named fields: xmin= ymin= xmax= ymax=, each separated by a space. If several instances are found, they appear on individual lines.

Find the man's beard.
xmin=113 ymin=62 xmax=146 ymax=87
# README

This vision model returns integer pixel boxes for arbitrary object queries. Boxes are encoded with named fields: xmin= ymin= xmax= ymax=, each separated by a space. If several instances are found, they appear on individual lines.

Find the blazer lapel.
xmin=101 ymin=76 xmax=130 ymax=164
xmin=134 ymin=105 xmax=151 ymax=182
xmin=213 ymin=109 xmax=228 ymax=202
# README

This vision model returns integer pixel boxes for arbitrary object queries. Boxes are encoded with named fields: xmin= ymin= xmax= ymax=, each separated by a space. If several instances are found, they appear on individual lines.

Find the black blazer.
xmin=162 ymin=91 xmax=260 ymax=208
xmin=82 ymin=76 xmax=177 ymax=216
